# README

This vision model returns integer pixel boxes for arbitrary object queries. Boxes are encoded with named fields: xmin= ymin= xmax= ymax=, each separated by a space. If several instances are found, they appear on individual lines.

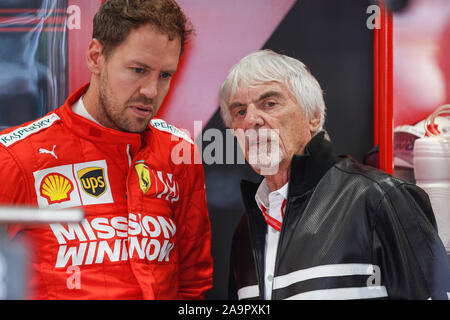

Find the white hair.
xmin=219 ymin=50 xmax=326 ymax=131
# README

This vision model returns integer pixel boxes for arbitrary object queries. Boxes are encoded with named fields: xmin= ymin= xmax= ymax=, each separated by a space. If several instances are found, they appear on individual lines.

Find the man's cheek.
xmin=237 ymin=137 xmax=249 ymax=158
xmin=230 ymin=130 xmax=248 ymax=161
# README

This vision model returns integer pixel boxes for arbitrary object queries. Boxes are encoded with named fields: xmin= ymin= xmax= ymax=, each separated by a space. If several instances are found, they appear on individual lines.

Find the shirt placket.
xmin=264 ymin=193 xmax=286 ymax=299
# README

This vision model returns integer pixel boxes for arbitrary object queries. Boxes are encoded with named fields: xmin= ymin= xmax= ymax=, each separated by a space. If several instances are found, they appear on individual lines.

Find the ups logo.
xmin=77 ymin=167 xmax=106 ymax=197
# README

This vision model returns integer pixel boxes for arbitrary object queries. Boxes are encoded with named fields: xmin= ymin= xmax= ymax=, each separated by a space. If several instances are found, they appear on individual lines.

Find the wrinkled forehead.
xmin=227 ymin=80 xmax=296 ymax=107
xmin=228 ymin=81 xmax=280 ymax=102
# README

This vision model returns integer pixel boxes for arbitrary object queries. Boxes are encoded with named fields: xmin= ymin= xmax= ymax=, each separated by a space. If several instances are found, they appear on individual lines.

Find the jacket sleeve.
xmin=175 ymin=142 xmax=213 ymax=299
xmin=373 ymin=182 xmax=450 ymax=300
xmin=228 ymin=223 xmax=239 ymax=300
xmin=0 ymin=146 xmax=30 ymax=237
xmin=0 ymin=147 xmax=27 ymax=203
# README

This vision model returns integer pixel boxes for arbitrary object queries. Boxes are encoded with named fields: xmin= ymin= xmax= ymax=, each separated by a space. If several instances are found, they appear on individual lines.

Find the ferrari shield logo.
xmin=135 ymin=161 xmax=151 ymax=194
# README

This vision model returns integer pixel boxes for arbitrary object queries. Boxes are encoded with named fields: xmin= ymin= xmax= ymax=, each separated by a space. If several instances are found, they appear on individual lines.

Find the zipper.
xmin=126 ymin=144 xmax=132 ymax=167
xmin=271 ymin=186 xmax=293 ymax=300
xmin=242 ymin=184 xmax=266 ymax=300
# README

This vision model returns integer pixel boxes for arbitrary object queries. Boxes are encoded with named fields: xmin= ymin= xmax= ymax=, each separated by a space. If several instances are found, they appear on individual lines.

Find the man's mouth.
xmin=248 ymin=136 xmax=271 ymax=148
xmin=129 ymin=105 xmax=153 ymax=118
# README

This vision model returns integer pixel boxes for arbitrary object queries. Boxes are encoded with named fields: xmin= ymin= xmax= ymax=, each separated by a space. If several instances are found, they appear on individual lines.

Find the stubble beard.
xmin=237 ymin=128 xmax=284 ymax=176
xmin=248 ymin=142 xmax=284 ymax=176
xmin=98 ymin=71 xmax=151 ymax=133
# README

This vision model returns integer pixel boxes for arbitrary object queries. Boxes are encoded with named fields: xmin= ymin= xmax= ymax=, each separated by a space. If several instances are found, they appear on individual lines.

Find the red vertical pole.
xmin=378 ymin=1 xmax=394 ymax=175
xmin=373 ymin=12 xmax=380 ymax=147
xmin=387 ymin=10 xmax=394 ymax=173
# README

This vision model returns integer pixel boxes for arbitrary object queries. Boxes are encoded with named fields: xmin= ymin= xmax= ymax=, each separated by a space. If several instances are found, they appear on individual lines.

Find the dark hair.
xmin=93 ymin=0 xmax=194 ymax=57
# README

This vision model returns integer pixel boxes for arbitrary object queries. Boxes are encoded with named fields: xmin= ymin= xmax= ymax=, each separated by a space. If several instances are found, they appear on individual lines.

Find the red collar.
xmin=56 ymin=84 xmax=143 ymax=153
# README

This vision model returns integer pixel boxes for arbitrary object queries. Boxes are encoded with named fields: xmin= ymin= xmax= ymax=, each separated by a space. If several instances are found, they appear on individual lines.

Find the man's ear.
xmin=86 ymin=39 xmax=105 ymax=75
xmin=309 ymin=110 xmax=321 ymax=134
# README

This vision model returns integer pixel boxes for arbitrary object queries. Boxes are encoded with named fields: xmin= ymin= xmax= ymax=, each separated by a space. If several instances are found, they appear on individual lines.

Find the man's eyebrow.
xmin=229 ymin=101 xmax=245 ymax=109
xmin=130 ymin=60 xmax=150 ymax=69
xmin=130 ymin=60 xmax=177 ymax=74
xmin=228 ymin=90 xmax=283 ymax=109
xmin=257 ymin=91 xmax=282 ymax=101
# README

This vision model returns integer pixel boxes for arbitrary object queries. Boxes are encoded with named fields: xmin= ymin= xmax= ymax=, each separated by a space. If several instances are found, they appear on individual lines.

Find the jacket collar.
xmin=56 ymin=83 xmax=143 ymax=153
xmin=288 ymin=131 xmax=339 ymax=197
xmin=241 ymin=131 xmax=339 ymax=200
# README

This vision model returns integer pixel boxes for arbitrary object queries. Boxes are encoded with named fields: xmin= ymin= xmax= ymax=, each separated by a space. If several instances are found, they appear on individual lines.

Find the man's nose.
xmin=243 ymin=104 xmax=264 ymax=129
xmin=139 ymin=73 xmax=159 ymax=99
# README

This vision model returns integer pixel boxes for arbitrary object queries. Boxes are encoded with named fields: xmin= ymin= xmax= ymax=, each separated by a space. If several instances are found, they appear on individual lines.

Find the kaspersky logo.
xmin=135 ymin=160 xmax=151 ymax=194
xmin=40 ymin=173 xmax=74 ymax=204
xmin=77 ymin=167 xmax=106 ymax=197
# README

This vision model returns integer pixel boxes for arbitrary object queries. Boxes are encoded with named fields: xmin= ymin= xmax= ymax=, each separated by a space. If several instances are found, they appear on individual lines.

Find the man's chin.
xmin=251 ymin=164 xmax=280 ymax=176
xmin=120 ymin=120 xmax=151 ymax=133
xmin=248 ymin=156 xmax=283 ymax=176
xmin=246 ymin=149 xmax=284 ymax=176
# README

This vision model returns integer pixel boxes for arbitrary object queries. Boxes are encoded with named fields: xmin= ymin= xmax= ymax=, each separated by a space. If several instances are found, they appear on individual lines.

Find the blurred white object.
xmin=413 ymin=105 xmax=450 ymax=253
xmin=0 ymin=206 xmax=83 ymax=300
xmin=394 ymin=114 xmax=450 ymax=168
xmin=0 ymin=207 xmax=84 ymax=224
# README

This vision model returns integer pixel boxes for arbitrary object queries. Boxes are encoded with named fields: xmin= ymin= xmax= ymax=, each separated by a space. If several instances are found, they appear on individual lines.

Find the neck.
xmin=264 ymin=165 xmax=290 ymax=192
xmin=82 ymin=82 xmax=98 ymax=120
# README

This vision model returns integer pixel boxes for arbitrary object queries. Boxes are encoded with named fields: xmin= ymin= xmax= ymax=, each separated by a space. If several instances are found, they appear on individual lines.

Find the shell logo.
xmin=40 ymin=173 xmax=74 ymax=205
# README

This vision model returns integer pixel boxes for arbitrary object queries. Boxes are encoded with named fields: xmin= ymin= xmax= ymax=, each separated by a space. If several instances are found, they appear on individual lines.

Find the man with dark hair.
xmin=221 ymin=50 xmax=450 ymax=300
xmin=93 ymin=0 xmax=193 ymax=57
xmin=0 ymin=0 xmax=212 ymax=300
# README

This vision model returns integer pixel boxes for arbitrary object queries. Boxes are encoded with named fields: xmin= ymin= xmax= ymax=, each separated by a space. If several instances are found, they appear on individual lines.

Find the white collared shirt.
xmin=72 ymin=96 xmax=103 ymax=126
xmin=255 ymin=179 xmax=288 ymax=300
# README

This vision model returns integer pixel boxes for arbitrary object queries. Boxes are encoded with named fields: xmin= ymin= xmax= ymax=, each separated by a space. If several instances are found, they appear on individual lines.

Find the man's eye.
xmin=133 ymin=68 xmax=145 ymax=74
xmin=237 ymin=109 xmax=246 ymax=116
xmin=265 ymin=101 xmax=277 ymax=107
xmin=160 ymin=72 xmax=172 ymax=80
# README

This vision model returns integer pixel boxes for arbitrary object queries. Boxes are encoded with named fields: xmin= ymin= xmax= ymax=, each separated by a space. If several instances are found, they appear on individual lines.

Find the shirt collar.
xmin=255 ymin=178 xmax=288 ymax=210
xmin=72 ymin=95 xmax=103 ymax=126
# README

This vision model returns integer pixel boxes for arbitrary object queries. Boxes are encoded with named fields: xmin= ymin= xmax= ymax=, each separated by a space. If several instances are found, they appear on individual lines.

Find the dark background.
xmin=0 ymin=0 xmax=68 ymax=130
xmin=203 ymin=0 xmax=375 ymax=299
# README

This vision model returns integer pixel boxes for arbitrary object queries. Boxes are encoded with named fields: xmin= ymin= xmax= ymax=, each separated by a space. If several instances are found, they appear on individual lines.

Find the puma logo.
xmin=39 ymin=145 xmax=58 ymax=159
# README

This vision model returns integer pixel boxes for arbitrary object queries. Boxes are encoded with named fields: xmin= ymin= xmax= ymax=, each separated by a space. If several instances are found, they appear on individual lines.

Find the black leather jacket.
xmin=229 ymin=132 xmax=450 ymax=300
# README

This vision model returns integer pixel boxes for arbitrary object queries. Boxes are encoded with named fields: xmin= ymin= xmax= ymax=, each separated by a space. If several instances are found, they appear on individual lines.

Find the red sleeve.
xmin=174 ymin=141 xmax=213 ymax=299
xmin=0 ymin=146 xmax=30 ymax=238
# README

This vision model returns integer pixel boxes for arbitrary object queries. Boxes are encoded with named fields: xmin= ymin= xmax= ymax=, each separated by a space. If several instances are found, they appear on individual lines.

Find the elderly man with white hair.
xmin=221 ymin=50 xmax=450 ymax=300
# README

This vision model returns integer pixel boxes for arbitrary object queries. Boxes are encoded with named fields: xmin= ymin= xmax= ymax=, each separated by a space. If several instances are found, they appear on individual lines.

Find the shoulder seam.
xmin=333 ymin=162 xmax=403 ymax=194
xmin=0 ymin=113 xmax=61 ymax=148
xmin=150 ymin=118 xmax=193 ymax=144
